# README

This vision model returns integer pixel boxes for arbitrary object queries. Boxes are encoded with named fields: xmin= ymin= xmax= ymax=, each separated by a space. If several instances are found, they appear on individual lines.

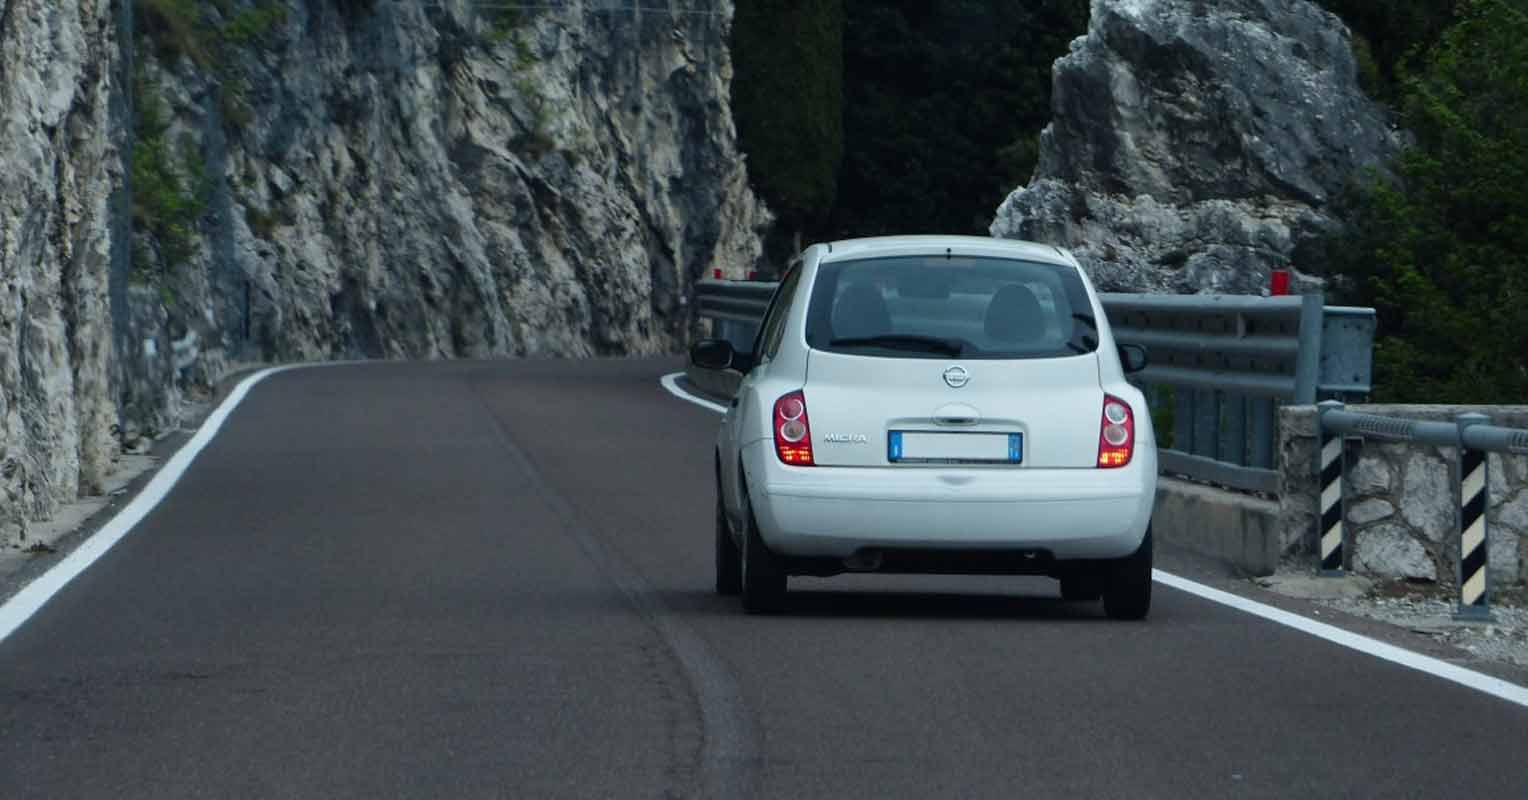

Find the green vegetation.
xmin=486 ymin=6 xmax=522 ymax=44
xmin=131 ymin=78 xmax=208 ymax=280
xmin=137 ymin=0 xmax=210 ymax=65
xmin=731 ymin=0 xmax=845 ymax=247
xmin=245 ymin=206 xmax=279 ymax=240
xmin=829 ymin=1 xmax=1087 ymax=238
xmin=131 ymin=0 xmax=291 ymax=283
xmin=223 ymin=3 xmax=287 ymax=46
xmin=1318 ymin=0 xmax=1528 ymax=402
xmin=730 ymin=1 xmax=1087 ymax=256
xmin=512 ymin=75 xmax=556 ymax=156
xmin=136 ymin=0 xmax=287 ymax=65
xmin=1318 ymin=1 xmax=1459 ymax=100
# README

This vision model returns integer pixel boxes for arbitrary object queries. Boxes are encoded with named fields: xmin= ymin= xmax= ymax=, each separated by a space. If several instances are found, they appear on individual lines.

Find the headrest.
xmin=984 ymin=284 xmax=1045 ymax=343
xmin=832 ymin=284 xmax=892 ymax=340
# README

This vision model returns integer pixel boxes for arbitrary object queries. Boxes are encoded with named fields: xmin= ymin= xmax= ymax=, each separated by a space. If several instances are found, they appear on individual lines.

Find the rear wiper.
xmin=830 ymin=335 xmax=963 ymax=357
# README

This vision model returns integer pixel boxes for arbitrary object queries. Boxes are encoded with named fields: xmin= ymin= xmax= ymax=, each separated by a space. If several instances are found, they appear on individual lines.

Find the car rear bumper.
xmin=743 ymin=443 xmax=1156 ymax=562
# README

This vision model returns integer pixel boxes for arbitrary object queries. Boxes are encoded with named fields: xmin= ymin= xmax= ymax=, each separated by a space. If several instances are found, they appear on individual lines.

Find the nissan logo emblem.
xmin=943 ymin=365 xmax=970 ymax=388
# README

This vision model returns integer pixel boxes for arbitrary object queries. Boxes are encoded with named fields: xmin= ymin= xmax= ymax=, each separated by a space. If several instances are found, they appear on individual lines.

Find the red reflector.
xmin=1270 ymin=269 xmax=1291 ymax=296
xmin=713 ymin=268 xmax=723 ymax=279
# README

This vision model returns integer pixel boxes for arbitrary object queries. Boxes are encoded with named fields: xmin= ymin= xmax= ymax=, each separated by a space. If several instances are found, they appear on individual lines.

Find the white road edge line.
xmin=658 ymin=371 xmax=1528 ymax=711
xmin=660 ymin=371 xmax=727 ymax=413
xmin=0 ymin=365 xmax=298 ymax=645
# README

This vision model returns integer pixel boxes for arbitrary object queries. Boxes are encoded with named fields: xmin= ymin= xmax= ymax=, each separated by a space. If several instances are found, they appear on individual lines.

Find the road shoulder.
xmin=0 ymin=364 xmax=266 ymax=608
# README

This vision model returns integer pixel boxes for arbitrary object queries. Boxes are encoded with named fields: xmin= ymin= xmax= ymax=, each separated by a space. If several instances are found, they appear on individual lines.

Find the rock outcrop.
xmin=991 ymin=0 xmax=1402 ymax=293
xmin=1 ymin=0 xmax=125 ymax=540
xmin=1 ymin=0 xmax=767 ymax=545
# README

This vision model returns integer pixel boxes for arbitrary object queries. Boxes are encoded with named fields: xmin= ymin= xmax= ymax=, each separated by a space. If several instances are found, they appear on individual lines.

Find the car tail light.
xmin=1097 ymin=395 xmax=1134 ymax=468
xmin=774 ymin=390 xmax=815 ymax=466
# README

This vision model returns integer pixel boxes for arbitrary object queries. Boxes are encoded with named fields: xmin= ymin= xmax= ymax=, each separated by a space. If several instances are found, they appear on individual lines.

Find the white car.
xmin=692 ymin=236 xmax=1157 ymax=618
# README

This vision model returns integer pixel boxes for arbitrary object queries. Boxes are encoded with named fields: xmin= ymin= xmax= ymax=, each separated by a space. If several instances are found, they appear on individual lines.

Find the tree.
xmin=731 ymin=0 xmax=845 ymax=247
xmin=827 ymin=0 xmax=1088 ymax=237
xmin=1318 ymin=1 xmax=1459 ymax=92
xmin=1323 ymin=0 xmax=1528 ymax=401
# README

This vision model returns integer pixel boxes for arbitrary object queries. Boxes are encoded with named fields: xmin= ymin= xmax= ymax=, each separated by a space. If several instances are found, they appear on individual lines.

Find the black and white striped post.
xmin=1316 ymin=400 xmax=1346 ymax=576
xmin=1454 ymin=413 xmax=1494 ymax=621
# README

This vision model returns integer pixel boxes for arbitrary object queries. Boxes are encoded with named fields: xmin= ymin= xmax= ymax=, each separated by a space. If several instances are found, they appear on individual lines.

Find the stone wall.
xmin=1280 ymin=405 xmax=1528 ymax=586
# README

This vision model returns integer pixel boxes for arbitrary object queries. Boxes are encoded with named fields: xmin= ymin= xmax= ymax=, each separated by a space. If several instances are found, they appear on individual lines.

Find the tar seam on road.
xmin=0 ymin=364 xmax=303 ymax=645
xmin=467 ymin=372 xmax=758 ymax=800
xmin=658 ymin=371 xmax=1528 ymax=712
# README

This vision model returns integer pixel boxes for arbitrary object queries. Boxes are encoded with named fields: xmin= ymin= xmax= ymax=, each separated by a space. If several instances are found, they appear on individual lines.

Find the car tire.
xmin=1059 ymin=573 xmax=1103 ymax=603
xmin=739 ymin=490 xmax=786 ymax=614
xmin=715 ymin=490 xmax=741 ymax=596
xmin=1103 ymin=528 xmax=1152 ymax=621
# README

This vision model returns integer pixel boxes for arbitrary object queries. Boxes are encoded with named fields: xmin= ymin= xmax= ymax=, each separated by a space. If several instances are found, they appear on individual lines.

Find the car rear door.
xmin=803 ymin=351 xmax=1103 ymax=468
xmin=798 ymin=253 xmax=1105 ymax=469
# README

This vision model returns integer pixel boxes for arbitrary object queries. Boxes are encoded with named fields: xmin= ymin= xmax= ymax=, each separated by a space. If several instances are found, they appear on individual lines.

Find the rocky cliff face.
xmin=1 ymin=0 xmax=766 ymax=545
xmin=1 ymin=0 xmax=125 ymax=541
xmin=991 ymin=0 xmax=1402 ymax=293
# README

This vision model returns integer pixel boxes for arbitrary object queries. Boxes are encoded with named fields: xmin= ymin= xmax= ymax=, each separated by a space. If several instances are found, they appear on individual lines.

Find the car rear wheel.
xmin=1103 ymin=528 xmax=1152 ymax=620
xmin=739 ymin=490 xmax=786 ymax=614
xmin=715 ymin=489 xmax=741 ymax=596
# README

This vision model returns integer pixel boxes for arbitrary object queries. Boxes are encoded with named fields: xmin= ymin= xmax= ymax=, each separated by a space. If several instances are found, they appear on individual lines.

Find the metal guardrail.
xmin=691 ymin=280 xmax=1376 ymax=495
xmin=1317 ymin=402 xmax=1528 ymax=620
xmin=1107 ymin=293 xmax=1375 ymax=494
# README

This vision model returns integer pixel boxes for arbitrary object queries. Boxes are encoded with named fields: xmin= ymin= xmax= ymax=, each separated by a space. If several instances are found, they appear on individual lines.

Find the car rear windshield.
xmin=803 ymin=255 xmax=1098 ymax=360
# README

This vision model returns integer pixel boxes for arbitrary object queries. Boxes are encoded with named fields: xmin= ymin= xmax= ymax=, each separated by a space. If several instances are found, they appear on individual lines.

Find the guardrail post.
xmin=1316 ymin=400 xmax=1346 ymax=575
xmin=1454 ymin=413 xmax=1494 ymax=622
xmin=1175 ymin=390 xmax=1195 ymax=455
xmin=1249 ymin=397 xmax=1274 ymax=469
xmin=1194 ymin=389 xmax=1218 ymax=460
xmin=1294 ymin=294 xmax=1324 ymax=404
xmin=1222 ymin=394 xmax=1247 ymax=466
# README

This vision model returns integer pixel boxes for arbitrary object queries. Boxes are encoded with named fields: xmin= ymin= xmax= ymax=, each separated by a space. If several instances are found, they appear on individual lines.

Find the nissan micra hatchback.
xmin=692 ymin=236 xmax=1157 ymax=618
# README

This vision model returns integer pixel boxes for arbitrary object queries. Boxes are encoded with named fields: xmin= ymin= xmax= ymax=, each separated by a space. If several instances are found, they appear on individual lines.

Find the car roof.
xmin=817 ymin=235 xmax=1075 ymax=268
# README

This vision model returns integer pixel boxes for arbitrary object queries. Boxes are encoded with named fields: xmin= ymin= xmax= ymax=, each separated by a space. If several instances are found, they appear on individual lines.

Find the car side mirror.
xmin=1118 ymin=343 xmax=1149 ymax=374
xmin=690 ymin=339 xmax=737 ymax=371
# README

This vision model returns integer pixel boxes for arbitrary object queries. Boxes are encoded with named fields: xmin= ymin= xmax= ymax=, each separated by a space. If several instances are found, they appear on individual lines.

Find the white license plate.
xmin=888 ymin=432 xmax=1022 ymax=464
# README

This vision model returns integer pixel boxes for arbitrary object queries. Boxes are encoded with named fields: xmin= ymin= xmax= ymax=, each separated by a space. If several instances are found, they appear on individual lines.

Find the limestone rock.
xmin=1401 ymin=450 xmax=1454 ymax=542
xmin=1488 ymin=531 xmax=1519 ymax=588
xmin=1353 ymin=524 xmax=1437 ymax=582
xmin=1349 ymin=455 xmax=1393 ymax=495
xmin=0 ymin=0 xmax=123 ymax=543
xmin=1497 ymin=489 xmax=1528 ymax=535
xmin=0 ymin=1 xmax=766 ymax=546
xmin=990 ymin=0 xmax=1402 ymax=292
xmin=1347 ymin=498 xmax=1394 ymax=526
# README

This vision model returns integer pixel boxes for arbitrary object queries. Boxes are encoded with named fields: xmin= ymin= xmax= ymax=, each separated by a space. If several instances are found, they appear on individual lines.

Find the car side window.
xmin=752 ymin=267 xmax=802 ymax=365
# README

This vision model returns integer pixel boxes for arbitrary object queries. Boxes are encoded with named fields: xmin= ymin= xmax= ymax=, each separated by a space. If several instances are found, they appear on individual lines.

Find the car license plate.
xmin=887 ymin=432 xmax=1022 ymax=464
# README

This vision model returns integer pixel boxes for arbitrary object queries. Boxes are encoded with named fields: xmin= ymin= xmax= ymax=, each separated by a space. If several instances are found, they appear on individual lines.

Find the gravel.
xmin=1321 ymin=589 xmax=1528 ymax=668
xmin=1258 ymin=568 xmax=1528 ymax=669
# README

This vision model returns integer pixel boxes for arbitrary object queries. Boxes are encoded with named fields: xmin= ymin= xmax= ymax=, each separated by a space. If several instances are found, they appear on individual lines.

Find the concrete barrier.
xmin=1153 ymin=477 xmax=1281 ymax=576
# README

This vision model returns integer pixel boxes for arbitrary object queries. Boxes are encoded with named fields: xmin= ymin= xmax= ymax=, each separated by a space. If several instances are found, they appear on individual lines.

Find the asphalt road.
xmin=3 ymin=359 xmax=1526 ymax=798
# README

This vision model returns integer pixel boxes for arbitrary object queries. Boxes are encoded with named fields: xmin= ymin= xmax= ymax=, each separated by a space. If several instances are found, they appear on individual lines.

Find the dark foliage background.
xmin=730 ymin=0 xmax=1087 ymax=263
xmin=1318 ymin=0 xmax=1528 ymax=402
xmin=730 ymin=0 xmax=1526 ymax=401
